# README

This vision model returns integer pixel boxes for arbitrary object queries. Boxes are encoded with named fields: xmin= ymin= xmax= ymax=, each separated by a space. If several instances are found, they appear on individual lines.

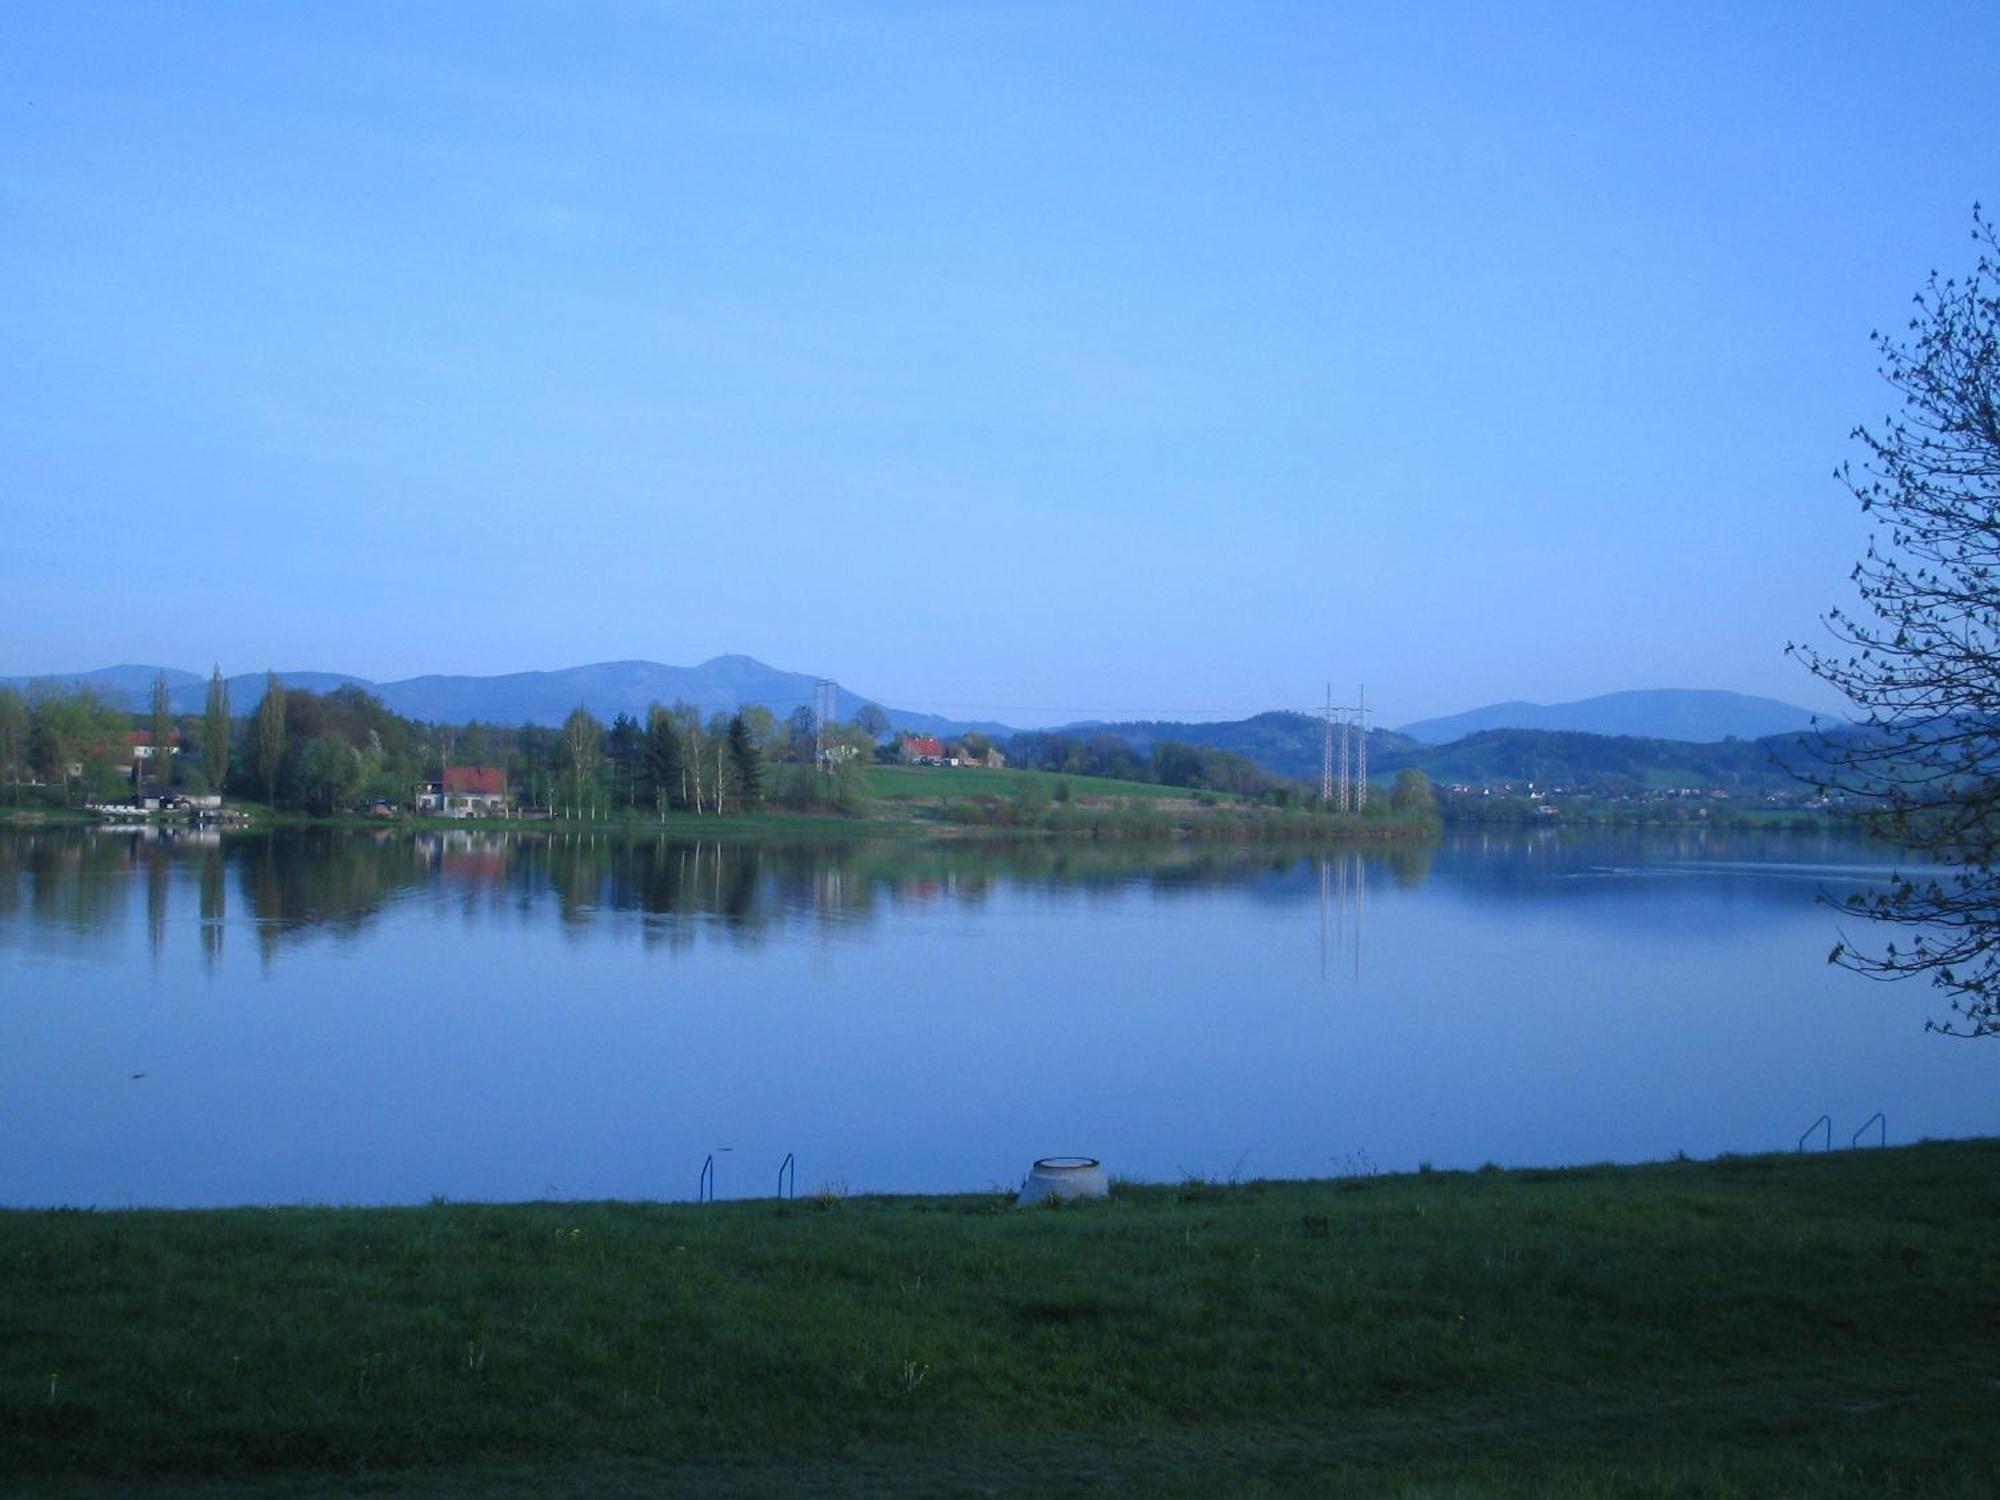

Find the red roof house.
xmin=443 ymin=766 xmax=506 ymax=797
xmin=421 ymin=765 xmax=510 ymax=818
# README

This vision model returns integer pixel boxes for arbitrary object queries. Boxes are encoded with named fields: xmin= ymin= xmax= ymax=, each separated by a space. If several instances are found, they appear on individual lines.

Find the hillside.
xmin=1397 ymin=688 xmax=1824 ymax=745
xmin=1371 ymin=727 xmax=1823 ymax=797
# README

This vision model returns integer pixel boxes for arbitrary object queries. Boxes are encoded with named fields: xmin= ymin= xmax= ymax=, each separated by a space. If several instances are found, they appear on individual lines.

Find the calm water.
xmin=1 ymin=825 xmax=1991 ymax=1208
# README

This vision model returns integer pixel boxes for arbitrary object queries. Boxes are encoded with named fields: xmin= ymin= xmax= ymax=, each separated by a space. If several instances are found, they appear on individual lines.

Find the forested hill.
xmin=2 ymin=658 xmax=1010 ymax=740
xmin=1041 ymin=711 xmax=1417 ymax=783
xmin=1373 ymin=727 xmax=1825 ymax=797
xmin=1031 ymin=711 xmax=1830 ymax=798
xmin=1395 ymin=688 xmax=1823 ymax=745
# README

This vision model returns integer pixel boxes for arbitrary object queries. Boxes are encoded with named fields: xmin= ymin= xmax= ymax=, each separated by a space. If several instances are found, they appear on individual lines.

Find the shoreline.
xmin=0 ymin=802 xmax=1442 ymax=845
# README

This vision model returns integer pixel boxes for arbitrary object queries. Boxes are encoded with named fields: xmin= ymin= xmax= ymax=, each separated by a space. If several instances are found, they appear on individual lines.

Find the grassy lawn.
xmin=863 ymin=764 xmax=1207 ymax=804
xmin=5 ymin=1142 xmax=1998 ymax=1496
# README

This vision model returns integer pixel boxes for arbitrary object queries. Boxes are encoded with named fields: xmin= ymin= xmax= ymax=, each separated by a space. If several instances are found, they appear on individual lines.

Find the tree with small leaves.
xmin=1790 ymin=206 xmax=2000 ymax=1037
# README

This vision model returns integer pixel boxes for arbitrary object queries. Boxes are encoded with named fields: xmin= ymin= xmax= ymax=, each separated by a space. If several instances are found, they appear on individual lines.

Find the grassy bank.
xmin=5 ymin=1142 xmax=1998 ymax=1496
xmin=7 ymin=767 xmax=1438 ymax=846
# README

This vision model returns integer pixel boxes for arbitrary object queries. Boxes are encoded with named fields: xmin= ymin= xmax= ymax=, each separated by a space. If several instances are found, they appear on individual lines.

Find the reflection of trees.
xmin=199 ymin=843 xmax=225 ymax=971
xmin=0 ymin=828 xmax=1451 ymax=969
xmin=0 ymin=828 xmax=139 ymax=940
xmin=145 ymin=842 xmax=170 ymax=963
xmin=241 ymin=829 xmax=430 ymax=966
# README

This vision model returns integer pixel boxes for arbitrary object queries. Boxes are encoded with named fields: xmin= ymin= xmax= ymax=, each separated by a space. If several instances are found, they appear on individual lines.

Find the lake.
xmin=1 ymin=824 xmax=1991 ymax=1208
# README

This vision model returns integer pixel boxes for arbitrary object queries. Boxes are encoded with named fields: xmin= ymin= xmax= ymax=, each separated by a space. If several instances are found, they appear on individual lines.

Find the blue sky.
xmin=2 ymin=3 xmax=1995 ymax=727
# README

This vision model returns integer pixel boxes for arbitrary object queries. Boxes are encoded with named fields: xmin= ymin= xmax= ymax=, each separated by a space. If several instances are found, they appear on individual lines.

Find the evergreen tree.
xmin=728 ymin=713 xmax=765 ymax=811
xmin=642 ymin=704 xmax=685 ymax=815
xmin=607 ymin=711 xmax=643 ymax=808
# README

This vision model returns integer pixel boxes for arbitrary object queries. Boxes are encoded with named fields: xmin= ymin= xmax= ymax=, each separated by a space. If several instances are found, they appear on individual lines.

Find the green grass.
xmin=5 ymin=1142 xmax=1998 ymax=1496
xmin=863 ymin=763 xmax=1204 ymax=803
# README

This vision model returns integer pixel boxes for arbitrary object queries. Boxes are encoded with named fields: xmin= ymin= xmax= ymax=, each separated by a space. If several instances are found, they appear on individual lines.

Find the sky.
xmin=2 ymin=3 xmax=1996 ymax=729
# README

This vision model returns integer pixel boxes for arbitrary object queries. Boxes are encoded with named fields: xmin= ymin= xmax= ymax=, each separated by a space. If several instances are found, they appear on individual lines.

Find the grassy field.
xmin=862 ymin=763 xmax=1204 ymax=803
xmin=5 ymin=1142 xmax=1998 ymax=1496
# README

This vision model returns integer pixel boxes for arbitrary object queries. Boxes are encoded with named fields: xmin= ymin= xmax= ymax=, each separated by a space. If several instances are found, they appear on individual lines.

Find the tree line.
xmin=0 ymin=670 xmax=881 ymax=818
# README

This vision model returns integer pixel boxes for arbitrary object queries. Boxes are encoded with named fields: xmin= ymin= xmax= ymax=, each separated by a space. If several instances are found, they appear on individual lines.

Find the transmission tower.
xmin=1320 ymin=685 xmax=1336 ymax=806
xmin=1354 ymin=684 xmax=1368 ymax=811
xmin=814 ymin=679 xmax=837 ymax=770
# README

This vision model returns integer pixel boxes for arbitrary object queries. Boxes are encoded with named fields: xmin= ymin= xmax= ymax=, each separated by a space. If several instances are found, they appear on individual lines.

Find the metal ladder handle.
xmin=1850 ymin=1112 xmax=1886 ymax=1148
xmin=778 ymin=1152 xmax=795 ymax=1200
xmin=698 ymin=1153 xmax=714 ymax=1203
xmin=1797 ymin=1114 xmax=1832 ymax=1153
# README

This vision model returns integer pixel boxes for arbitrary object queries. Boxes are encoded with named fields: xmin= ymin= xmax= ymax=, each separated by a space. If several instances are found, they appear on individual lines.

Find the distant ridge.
xmin=1395 ymin=689 xmax=1825 ymax=746
xmin=0 ymin=657 xmax=1010 ymax=740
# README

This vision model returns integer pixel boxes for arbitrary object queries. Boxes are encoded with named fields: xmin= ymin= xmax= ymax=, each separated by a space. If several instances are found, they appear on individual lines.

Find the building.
xmin=898 ymin=736 xmax=947 ymax=766
xmin=125 ymin=730 xmax=179 ymax=782
xmin=417 ymin=766 xmax=510 ymax=818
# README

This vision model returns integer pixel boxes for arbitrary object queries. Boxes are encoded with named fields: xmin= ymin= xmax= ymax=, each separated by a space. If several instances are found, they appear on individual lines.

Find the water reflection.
xmin=0 ymin=824 xmax=1921 ymax=971
xmin=3 ymin=823 xmax=1991 ymax=1210
xmin=0 ymin=827 xmax=1440 ymax=967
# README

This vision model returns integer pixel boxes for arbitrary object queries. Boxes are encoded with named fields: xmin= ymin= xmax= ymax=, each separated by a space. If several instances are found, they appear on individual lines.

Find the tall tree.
xmin=28 ymin=685 xmax=124 ymax=804
xmin=784 ymin=705 xmax=817 ymax=764
xmin=642 ymin=704 xmax=685 ymax=818
xmin=1792 ymin=206 xmax=2000 ymax=1037
xmin=728 ymin=712 xmax=765 ymax=810
xmin=607 ymin=712 xmax=643 ymax=808
xmin=559 ymin=706 xmax=604 ymax=817
xmin=296 ymin=734 xmax=363 ymax=815
xmin=0 ymin=686 xmax=27 ymax=804
xmin=202 ymin=666 xmax=230 ymax=792
xmin=253 ymin=672 xmax=287 ymax=805
xmin=148 ymin=671 xmax=174 ymax=791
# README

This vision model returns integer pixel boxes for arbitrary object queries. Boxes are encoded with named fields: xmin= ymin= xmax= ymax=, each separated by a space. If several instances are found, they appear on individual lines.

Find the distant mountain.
xmin=0 ymin=664 xmax=206 ymax=707
xmin=1396 ymin=690 xmax=1826 ymax=745
xmin=1 ymin=657 xmax=1011 ymax=739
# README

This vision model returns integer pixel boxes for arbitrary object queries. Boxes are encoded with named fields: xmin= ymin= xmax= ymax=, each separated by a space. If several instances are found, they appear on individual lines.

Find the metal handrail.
xmin=1851 ymin=1112 xmax=1887 ymax=1148
xmin=778 ymin=1152 xmax=795 ymax=1200
xmin=1797 ymin=1114 xmax=1832 ymax=1153
xmin=698 ymin=1153 xmax=714 ymax=1203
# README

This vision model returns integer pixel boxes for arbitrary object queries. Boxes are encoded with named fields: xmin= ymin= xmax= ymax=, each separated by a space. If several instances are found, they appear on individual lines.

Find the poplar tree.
xmin=202 ymin=666 xmax=231 ymax=791
xmin=254 ymin=672 xmax=287 ymax=805
xmin=149 ymin=672 xmax=174 ymax=791
xmin=0 ymin=687 xmax=26 ymax=804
